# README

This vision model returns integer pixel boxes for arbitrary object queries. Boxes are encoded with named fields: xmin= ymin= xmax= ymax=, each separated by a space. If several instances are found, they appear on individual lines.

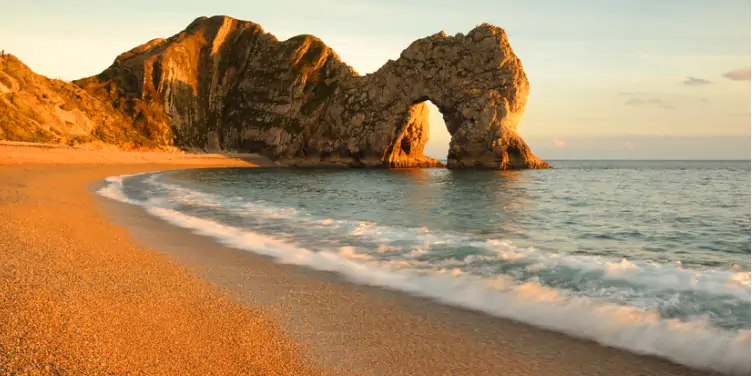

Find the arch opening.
xmin=423 ymin=100 xmax=451 ymax=163
xmin=385 ymin=98 xmax=454 ymax=168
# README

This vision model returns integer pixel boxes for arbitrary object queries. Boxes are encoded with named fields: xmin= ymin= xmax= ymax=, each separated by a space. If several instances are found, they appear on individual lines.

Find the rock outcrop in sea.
xmin=3 ymin=15 xmax=548 ymax=169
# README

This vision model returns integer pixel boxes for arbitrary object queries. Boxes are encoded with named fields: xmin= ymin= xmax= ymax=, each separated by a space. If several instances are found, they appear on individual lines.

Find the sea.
xmin=98 ymin=160 xmax=751 ymax=374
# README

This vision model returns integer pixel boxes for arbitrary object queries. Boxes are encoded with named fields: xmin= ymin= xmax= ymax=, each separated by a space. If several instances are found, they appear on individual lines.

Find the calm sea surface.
xmin=100 ymin=160 xmax=751 ymax=373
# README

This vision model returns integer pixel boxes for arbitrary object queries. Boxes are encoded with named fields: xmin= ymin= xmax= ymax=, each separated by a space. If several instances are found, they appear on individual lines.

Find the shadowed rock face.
xmin=73 ymin=15 xmax=547 ymax=169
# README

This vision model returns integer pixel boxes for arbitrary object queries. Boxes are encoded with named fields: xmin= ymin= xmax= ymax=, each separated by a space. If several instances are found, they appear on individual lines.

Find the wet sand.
xmin=0 ymin=144 xmax=729 ymax=375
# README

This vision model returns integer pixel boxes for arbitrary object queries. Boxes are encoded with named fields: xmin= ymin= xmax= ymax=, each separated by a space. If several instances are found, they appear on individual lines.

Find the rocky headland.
xmin=1 ymin=15 xmax=548 ymax=169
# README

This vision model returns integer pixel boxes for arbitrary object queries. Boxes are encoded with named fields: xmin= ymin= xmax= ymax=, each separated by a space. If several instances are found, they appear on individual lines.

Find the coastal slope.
xmin=0 ymin=55 xmax=159 ymax=149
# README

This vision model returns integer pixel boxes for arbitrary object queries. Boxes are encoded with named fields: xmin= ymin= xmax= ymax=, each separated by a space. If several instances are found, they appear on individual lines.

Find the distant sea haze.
xmin=523 ymin=135 xmax=750 ymax=160
xmin=99 ymin=160 xmax=751 ymax=375
xmin=424 ymin=135 xmax=751 ymax=161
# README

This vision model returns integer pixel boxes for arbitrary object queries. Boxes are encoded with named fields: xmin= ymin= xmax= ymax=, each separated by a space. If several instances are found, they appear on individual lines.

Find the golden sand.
xmin=0 ymin=144 xmax=322 ymax=375
xmin=0 ymin=144 xmax=718 ymax=375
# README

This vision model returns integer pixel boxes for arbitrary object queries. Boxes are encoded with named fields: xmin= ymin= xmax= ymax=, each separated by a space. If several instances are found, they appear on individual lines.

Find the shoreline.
xmin=96 ymin=170 xmax=729 ymax=376
xmin=97 ymin=186 xmax=730 ymax=372
xmin=0 ymin=145 xmax=741 ymax=375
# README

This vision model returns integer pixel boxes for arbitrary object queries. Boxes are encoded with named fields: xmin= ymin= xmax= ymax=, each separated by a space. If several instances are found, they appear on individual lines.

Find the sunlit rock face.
xmin=76 ymin=15 xmax=548 ymax=169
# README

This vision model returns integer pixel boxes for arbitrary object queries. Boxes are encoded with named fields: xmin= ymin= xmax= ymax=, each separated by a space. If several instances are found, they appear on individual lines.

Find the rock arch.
xmin=289 ymin=24 xmax=548 ymax=169
xmin=75 ymin=16 xmax=548 ymax=170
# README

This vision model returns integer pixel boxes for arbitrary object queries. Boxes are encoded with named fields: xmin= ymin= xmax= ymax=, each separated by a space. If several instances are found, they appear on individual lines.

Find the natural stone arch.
xmin=317 ymin=25 xmax=548 ymax=169
xmin=76 ymin=16 xmax=548 ymax=170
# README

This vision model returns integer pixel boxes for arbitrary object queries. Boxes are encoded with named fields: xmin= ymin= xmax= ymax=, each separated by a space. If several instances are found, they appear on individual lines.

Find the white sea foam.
xmin=479 ymin=239 xmax=751 ymax=300
xmin=97 ymin=173 xmax=147 ymax=204
xmin=97 ymin=173 xmax=751 ymax=375
xmin=108 ymin=174 xmax=752 ymax=301
xmin=147 ymin=178 xmax=464 ymax=243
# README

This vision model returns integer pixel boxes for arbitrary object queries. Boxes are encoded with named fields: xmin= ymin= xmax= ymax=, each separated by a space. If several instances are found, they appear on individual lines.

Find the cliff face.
xmin=75 ymin=16 xmax=362 ymax=160
xmin=5 ymin=15 xmax=547 ymax=169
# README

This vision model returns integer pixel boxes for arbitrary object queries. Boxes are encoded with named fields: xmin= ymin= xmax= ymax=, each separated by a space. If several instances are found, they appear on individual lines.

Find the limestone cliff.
xmin=5 ymin=15 xmax=548 ymax=169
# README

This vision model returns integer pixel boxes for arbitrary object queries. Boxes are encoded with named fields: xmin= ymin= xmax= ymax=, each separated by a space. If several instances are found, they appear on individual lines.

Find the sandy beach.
xmin=0 ymin=144 xmax=319 ymax=374
xmin=0 ymin=143 xmax=727 ymax=375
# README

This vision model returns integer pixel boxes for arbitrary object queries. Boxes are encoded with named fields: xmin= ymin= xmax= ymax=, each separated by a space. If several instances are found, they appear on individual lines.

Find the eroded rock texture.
xmin=70 ymin=15 xmax=547 ymax=169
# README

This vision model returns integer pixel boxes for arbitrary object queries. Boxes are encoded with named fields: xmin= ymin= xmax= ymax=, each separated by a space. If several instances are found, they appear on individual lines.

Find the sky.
xmin=2 ymin=0 xmax=750 ymax=159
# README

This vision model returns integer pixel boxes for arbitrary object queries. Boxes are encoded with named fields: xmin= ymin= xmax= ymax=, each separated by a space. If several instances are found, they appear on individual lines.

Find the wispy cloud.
xmin=617 ymin=92 xmax=707 ymax=102
xmin=623 ymin=96 xmax=674 ymax=110
xmin=624 ymin=140 xmax=635 ymax=150
xmin=723 ymin=67 xmax=751 ymax=81
xmin=618 ymin=91 xmax=710 ymax=110
xmin=553 ymin=138 xmax=566 ymax=148
xmin=682 ymin=77 xmax=712 ymax=86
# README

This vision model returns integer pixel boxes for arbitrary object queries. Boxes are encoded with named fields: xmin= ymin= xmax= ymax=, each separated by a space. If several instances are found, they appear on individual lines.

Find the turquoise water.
xmin=100 ymin=161 xmax=751 ymax=374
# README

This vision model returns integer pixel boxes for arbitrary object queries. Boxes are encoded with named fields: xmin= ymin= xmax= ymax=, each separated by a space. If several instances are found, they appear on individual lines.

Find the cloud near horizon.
xmin=623 ymin=96 xmax=674 ymax=110
xmin=723 ymin=67 xmax=751 ymax=81
xmin=553 ymin=138 xmax=566 ymax=148
xmin=682 ymin=76 xmax=712 ymax=86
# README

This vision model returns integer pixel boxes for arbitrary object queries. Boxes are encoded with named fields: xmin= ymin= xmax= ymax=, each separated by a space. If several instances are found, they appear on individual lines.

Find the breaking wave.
xmin=97 ymin=172 xmax=751 ymax=375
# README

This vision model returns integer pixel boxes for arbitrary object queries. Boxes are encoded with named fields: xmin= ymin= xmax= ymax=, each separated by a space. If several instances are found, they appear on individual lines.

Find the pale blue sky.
xmin=2 ymin=0 xmax=750 ymax=159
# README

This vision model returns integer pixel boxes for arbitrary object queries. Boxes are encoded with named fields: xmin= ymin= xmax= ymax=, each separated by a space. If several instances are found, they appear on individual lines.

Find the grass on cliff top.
xmin=1 ymin=54 xmax=167 ymax=149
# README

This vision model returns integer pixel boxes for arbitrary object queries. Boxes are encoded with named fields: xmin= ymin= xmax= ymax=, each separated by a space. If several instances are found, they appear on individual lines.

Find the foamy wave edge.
xmin=98 ymin=173 xmax=751 ymax=375
xmin=144 ymin=175 xmax=751 ymax=301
